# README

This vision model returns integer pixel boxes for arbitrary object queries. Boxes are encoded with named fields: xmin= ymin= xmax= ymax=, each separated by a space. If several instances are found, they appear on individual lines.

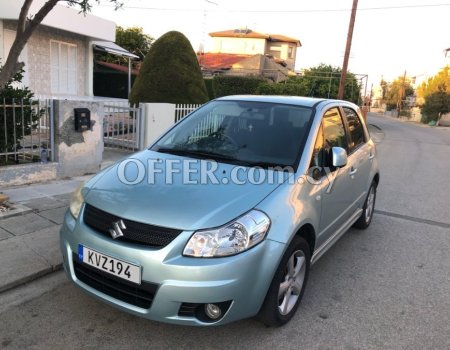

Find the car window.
xmin=323 ymin=107 xmax=347 ymax=151
xmin=310 ymin=124 xmax=324 ymax=168
xmin=343 ymin=107 xmax=365 ymax=151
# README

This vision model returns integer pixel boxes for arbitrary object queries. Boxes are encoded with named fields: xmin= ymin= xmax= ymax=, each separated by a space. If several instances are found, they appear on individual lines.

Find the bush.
xmin=257 ymin=79 xmax=310 ymax=96
xmin=212 ymin=75 xmax=266 ymax=97
xmin=0 ymin=69 xmax=41 ymax=163
xmin=421 ymin=90 xmax=450 ymax=124
xmin=129 ymin=31 xmax=208 ymax=105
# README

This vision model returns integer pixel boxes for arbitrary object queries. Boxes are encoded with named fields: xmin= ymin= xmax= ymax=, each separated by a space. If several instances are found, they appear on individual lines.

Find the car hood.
xmin=84 ymin=150 xmax=287 ymax=231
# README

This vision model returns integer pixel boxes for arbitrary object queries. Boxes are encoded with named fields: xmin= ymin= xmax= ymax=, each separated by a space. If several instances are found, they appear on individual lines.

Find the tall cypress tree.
xmin=129 ymin=31 xmax=208 ymax=105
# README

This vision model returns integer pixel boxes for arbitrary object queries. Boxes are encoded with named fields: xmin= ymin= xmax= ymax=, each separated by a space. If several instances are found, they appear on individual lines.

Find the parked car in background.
xmin=60 ymin=95 xmax=379 ymax=326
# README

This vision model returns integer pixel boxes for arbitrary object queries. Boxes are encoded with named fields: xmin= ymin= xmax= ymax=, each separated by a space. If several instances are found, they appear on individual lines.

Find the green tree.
xmin=95 ymin=26 xmax=154 ymax=65
xmin=417 ymin=66 xmax=449 ymax=100
xmin=380 ymin=79 xmax=388 ymax=101
xmin=0 ymin=69 xmax=41 ymax=164
xmin=0 ymin=0 xmax=122 ymax=90
xmin=257 ymin=64 xmax=361 ymax=104
xmin=384 ymin=76 xmax=415 ymax=111
xmin=129 ymin=31 xmax=208 ymax=105
xmin=421 ymin=87 xmax=450 ymax=124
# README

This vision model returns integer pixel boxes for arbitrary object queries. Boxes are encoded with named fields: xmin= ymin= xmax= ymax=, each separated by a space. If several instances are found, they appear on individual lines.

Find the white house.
xmin=209 ymin=28 xmax=301 ymax=71
xmin=0 ymin=0 xmax=136 ymax=98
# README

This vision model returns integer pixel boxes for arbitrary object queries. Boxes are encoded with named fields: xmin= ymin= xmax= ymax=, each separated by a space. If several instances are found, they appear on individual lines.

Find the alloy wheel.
xmin=278 ymin=250 xmax=306 ymax=315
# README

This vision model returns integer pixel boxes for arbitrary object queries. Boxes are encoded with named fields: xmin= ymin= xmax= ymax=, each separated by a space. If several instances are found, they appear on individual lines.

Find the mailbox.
xmin=74 ymin=108 xmax=91 ymax=132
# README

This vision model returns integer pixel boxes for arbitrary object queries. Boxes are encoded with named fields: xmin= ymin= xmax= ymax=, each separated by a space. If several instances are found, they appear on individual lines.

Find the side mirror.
xmin=332 ymin=147 xmax=348 ymax=167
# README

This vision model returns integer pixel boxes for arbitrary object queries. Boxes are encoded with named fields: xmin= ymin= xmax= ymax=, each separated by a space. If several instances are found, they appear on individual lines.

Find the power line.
xmin=97 ymin=3 xmax=450 ymax=13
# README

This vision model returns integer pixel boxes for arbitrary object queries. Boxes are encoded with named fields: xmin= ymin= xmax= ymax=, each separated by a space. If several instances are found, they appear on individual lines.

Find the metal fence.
xmin=0 ymin=99 xmax=54 ymax=166
xmin=174 ymin=104 xmax=201 ymax=123
xmin=103 ymin=101 xmax=144 ymax=151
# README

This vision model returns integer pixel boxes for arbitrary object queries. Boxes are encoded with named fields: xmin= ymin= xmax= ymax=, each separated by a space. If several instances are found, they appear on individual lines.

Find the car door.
xmin=341 ymin=106 xmax=373 ymax=208
xmin=317 ymin=107 xmax=359 ymax=244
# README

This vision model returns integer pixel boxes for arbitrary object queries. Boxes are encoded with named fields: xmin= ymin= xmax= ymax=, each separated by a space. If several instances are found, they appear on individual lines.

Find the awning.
xmin=92 ymin=41 xmax=139 ymax=59
xmin=92 ymin=41 xmax=139 ymax=97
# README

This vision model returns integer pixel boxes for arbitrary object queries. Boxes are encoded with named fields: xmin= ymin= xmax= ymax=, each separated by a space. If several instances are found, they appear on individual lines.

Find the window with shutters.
xmin=50 ymin=41 xmax=77 ymax=94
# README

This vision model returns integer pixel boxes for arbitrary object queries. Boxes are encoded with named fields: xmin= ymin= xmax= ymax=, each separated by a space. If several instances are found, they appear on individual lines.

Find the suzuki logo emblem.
xmin=109 ymin=220 xmax=126 ymax=239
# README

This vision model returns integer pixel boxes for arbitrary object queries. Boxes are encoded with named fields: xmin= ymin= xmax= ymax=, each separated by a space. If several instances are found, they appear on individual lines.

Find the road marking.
xmin=374 ymin=210 xmax=450 ymax=229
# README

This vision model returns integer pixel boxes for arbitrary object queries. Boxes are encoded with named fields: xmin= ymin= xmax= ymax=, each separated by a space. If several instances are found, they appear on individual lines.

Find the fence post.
xmin=49 ymin=99 xmax=55 ymax=162
xmin=138 ymin=103 xmax=146 ymax=150
xmin=142 ymin=103 xmax=176 ymax=147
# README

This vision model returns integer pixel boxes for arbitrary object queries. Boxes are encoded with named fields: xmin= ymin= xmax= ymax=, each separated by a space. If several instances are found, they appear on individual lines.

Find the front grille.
xmin=73 ymin=254 xmax=158 ymax=309
xmin=83 ymin=203 xmax=183 ymax=248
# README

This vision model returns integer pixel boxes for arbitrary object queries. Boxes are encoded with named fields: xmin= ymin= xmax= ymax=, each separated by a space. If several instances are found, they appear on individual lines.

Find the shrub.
xmin=129 ymin=31 xmax=208 ymax=105
xmin=0 ymin=68 xmax=41 ymax=164
xmin=212 ymin=75 xmax=266 ymax=97
xmin=420 ymin=89 xmax=450 ymax=124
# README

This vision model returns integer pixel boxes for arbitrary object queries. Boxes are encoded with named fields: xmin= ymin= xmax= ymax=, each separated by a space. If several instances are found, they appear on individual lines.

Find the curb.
xmin=0 ymin=263 xmax=63 ymax=294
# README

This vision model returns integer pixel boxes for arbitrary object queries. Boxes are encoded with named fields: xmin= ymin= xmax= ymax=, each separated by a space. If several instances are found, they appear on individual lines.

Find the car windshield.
xmin=152 ymin=100 xmax=314 ymax=168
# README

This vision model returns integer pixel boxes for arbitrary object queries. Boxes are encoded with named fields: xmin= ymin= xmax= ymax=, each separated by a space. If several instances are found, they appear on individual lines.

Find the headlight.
xmin=183 ymin=210 xmax=271 ymax=258
xmin=69 ymin=183 xmax=85 ymax=219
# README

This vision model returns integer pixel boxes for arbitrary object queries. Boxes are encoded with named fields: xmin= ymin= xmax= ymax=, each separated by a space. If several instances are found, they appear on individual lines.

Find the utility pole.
xmin=397 ymin=70 xmax=407 ymax=117
xmin=337 ymin=0 xmax=358 ymax=100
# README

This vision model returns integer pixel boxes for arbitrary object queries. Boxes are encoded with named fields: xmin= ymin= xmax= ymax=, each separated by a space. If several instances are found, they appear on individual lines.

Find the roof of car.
xmin=216 ymin=95 xmax=327 ymax=108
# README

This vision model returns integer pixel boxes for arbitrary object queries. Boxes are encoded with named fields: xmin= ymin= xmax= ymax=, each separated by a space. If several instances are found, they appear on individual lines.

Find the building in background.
xmin=198 ymin=28 xmax=301 ymax=82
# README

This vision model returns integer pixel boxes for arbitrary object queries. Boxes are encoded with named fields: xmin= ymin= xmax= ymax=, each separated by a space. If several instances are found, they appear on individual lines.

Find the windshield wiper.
xmin=155 ymin=147 xmax=292 ymax=169
xmin=155 ymin=147 xmax=238 ymax=162
xmin=238 ymin=161 xmax=292 ymax=169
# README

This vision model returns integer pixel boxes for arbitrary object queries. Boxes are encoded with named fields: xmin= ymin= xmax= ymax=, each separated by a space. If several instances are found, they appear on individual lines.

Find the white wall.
xmin=0 ymin=0 xmax=115 ymax=41
xmin=211 ymin=37 xmax=266 ymax=55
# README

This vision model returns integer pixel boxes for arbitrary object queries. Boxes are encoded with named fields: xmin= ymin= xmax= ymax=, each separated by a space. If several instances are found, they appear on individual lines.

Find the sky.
xmin=91 ymin=0 xmax=450 ymax=88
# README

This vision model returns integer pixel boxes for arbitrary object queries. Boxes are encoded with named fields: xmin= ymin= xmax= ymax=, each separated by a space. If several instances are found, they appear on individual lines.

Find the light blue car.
xmin=60 ymin=96 xmax=379 ymax=326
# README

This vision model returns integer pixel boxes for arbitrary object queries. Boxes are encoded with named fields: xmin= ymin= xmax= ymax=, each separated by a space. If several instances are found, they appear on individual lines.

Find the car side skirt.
xmin=311 ymin=208 xmax=363 ymax=265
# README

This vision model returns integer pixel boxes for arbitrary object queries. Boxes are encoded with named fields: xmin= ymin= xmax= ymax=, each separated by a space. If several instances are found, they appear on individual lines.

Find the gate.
xmin=103 ymin=102 xmax=144 ymax=151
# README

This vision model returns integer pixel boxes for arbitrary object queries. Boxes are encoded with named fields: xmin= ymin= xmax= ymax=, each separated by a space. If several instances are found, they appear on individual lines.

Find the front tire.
xmin=353 ymin=181 xmax=377 ymax=229
xmin=258 ymin=236 xmax=310 ymax=327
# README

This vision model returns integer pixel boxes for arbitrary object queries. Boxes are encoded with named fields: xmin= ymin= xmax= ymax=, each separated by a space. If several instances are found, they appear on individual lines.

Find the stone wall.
xmin=0 ymin=163 xmax=58 ymax=187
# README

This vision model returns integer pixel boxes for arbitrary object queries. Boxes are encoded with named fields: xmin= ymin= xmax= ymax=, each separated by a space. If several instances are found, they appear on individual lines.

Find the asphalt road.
xmin=1 ymin=113 xmax=449 ymax=350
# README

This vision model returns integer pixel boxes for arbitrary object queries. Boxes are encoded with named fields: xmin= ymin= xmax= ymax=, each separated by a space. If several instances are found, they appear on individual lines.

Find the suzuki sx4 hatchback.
xmin=60 ymin=96 xmax=379 ymax=326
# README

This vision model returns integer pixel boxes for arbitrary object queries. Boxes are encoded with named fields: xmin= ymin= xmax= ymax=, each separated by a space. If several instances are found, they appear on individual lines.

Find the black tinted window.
xmin=343 ymin=107 xmax=365 ymax=150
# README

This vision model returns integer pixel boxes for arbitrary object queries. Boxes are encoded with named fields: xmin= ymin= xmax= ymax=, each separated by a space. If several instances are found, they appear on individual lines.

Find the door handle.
xmin=369 ymin=152 xmax=375 ymax=160
xmin=349 ymin=167 xmax=358 ymax=176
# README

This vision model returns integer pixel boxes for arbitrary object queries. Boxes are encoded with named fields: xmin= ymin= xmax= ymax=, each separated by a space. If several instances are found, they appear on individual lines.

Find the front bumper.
xmin=59 ymin=210 xmax=286 ymax=326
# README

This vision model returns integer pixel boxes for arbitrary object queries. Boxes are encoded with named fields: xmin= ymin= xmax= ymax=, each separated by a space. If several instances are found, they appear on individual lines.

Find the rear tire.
xmin=257 ymin=236 xmax=310 ymax=327
xmin=353 ymin=181 xmax=377 ymax=229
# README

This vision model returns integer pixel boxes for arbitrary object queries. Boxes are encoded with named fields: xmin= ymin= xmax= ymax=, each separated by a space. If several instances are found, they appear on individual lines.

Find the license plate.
xmin=78 ymin=245 xmax=141 ymax=284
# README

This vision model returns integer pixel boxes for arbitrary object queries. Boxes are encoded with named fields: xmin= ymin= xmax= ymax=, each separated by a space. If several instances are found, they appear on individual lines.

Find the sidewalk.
xmin=0 ymin=149 xmax=129 ymax=293
xmin=0 ymin=176 xmax=91 ymax=292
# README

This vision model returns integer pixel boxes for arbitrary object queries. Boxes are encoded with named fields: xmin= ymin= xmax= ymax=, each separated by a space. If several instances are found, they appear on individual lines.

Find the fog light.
xmin=205 ymin=303 xmax=222 ymax=320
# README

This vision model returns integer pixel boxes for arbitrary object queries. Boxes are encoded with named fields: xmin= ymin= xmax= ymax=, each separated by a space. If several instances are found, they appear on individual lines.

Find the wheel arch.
xmin=373 ymin=173 xmax=380 ymax=187
xmin=295 ymin=224 xmax=316 ymax=256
